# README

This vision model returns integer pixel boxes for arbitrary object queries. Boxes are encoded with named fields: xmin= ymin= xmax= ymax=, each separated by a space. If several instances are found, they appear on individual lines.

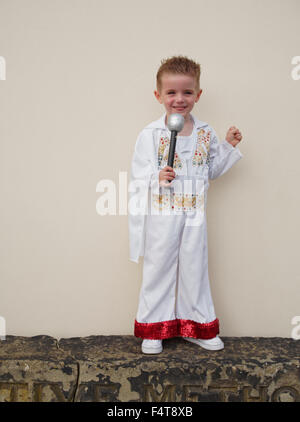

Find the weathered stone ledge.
xmin=0 ymin=336 xmax=299 ymax=402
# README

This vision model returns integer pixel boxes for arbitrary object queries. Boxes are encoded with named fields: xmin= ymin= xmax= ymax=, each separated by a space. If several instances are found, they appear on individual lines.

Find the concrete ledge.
xmin=0 ymin=336 xmax=299 ymax=402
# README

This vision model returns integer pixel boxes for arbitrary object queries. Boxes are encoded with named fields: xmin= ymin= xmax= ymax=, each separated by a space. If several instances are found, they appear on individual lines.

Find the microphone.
xmin=167 ymin=113 xmax=185 ymax=168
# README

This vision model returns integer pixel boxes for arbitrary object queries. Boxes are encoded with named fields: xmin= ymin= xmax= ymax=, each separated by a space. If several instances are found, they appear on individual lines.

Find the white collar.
xmin=144 ymin=112 xmax=208 ymax=131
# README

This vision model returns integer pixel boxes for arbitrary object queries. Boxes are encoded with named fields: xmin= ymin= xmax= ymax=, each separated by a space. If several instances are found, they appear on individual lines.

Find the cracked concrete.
xmin=0 ymin=336 xmax=299 ymax=402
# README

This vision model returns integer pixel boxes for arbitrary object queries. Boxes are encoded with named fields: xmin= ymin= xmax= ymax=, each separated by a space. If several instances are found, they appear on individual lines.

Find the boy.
xmin=128 ymin=56 xmax=243 ymax=354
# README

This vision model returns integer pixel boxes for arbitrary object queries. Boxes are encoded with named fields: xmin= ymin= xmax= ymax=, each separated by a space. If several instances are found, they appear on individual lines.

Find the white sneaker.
xmin=183 ymin=335 xmax=224 ymax=351
xmin=142 ymin=339 xmax=163 ymax=354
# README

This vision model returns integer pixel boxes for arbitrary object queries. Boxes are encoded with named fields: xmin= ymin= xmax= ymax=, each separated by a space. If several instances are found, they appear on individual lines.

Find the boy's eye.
xmin=167 ymin=91 xmax=193 ymax=95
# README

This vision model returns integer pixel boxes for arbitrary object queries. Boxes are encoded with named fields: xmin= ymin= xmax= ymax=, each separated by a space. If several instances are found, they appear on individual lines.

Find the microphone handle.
xmin=167 ymin=130 xmax=178 ymax=167
xmin=165 ymin=130 xmax=178 ymax=185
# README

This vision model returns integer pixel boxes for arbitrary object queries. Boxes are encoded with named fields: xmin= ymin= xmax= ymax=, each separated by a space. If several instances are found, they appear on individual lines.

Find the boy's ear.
xmin=154 ymin=90 xmax=162 ymax=104
xmin=195 ymin=89 xmax=203 ymax=102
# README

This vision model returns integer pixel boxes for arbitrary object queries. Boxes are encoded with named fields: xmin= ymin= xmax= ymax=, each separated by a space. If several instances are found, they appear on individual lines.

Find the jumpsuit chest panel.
xmin=152 ymin=128 xmax=212 ymax=215
xmin=157 ymin=128 xmax=211 ymax=176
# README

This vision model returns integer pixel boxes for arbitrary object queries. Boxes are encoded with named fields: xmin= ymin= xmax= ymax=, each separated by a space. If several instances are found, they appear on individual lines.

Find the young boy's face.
xmin=154 ymin=73 xmax=202 ymax=120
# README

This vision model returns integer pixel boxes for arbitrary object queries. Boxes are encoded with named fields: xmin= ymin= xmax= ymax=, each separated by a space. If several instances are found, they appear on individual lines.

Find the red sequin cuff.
xmin=134 ymin=318 xmax=219 ymax=340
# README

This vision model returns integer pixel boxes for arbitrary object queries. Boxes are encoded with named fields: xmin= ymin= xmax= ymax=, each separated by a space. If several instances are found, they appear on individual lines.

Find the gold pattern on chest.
xmin=192 ymin=129 xmax=211 ymax=167
xmin=158 ymin=137 xmax=183 ymax=169
xmin=158 ymin=129 xmax=211 ymax=169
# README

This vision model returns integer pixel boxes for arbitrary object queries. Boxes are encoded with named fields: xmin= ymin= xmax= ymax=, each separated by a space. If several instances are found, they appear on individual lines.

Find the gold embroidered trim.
xmin=192 ymin=129 xmax=211 ymax=167
xmin=158 ymin=137 xmax=183 ymax=169
xmin=158 ymin=129 xmax=211 ymax=170
xmin=151 ymin=192 xmax=204 ymax=212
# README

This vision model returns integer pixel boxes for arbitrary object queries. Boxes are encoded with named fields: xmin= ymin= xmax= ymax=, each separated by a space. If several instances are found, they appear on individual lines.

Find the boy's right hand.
xmin=159 ymin=166 xmax=176 ymax=187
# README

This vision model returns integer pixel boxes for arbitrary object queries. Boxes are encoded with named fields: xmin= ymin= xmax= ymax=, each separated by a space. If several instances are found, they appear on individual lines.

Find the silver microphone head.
xmin=167 ymin=113 xmax=185 ymax=132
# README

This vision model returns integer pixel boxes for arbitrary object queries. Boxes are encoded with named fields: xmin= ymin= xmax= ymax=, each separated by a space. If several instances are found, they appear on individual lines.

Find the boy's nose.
xmin=175 ymin=95 xmax=184 ymax=103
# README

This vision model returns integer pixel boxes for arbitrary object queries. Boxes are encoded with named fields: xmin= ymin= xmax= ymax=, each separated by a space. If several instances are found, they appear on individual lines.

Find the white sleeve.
xmin=208 ymin=129 xmax=243 ymax=180
xmin=128 ymin=130 xmax=157 ymax=264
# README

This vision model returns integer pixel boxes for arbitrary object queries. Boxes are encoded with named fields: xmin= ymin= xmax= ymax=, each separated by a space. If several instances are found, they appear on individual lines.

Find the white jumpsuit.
xmin=128 ymin=112 xmax=242 ymax=340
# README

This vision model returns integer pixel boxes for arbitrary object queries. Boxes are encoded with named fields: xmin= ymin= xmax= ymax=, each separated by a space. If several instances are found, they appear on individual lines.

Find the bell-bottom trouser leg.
xmin=134 ymin=212 xmax=219 ymax=340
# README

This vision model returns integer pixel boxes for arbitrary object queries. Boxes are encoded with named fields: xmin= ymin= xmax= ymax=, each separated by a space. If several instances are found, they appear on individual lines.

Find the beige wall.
xmin=0 ymin=0 xmax=299 ymax=339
